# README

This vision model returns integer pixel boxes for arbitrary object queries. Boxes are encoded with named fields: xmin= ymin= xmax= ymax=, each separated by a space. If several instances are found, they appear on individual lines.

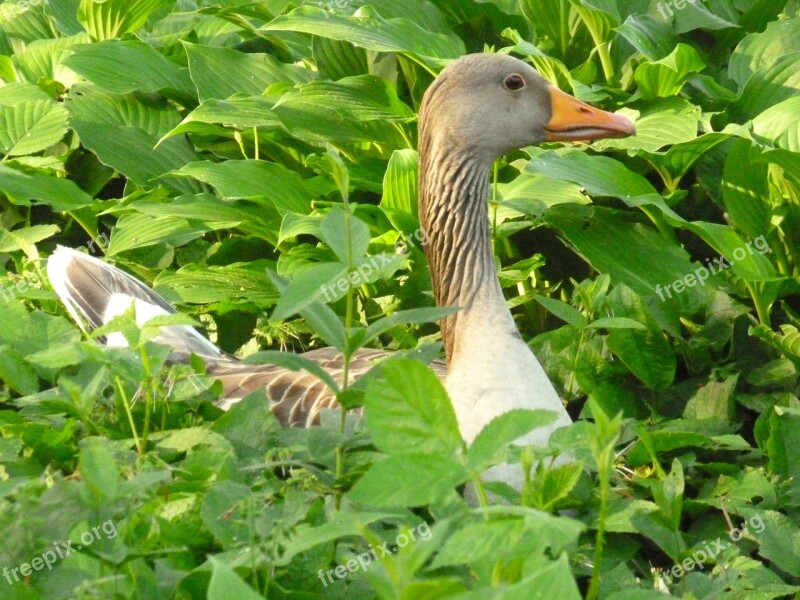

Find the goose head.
xmin=418 ymin=53 xmax=635 ymax=167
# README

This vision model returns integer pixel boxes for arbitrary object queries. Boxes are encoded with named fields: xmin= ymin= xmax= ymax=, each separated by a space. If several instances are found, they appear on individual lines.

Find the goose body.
xmin=47 ymin=53 xmax=634 ymax=488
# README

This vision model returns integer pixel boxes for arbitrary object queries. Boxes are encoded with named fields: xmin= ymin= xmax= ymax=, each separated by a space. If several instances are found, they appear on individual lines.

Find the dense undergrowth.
xmin=1 ymin=0 xmax=800 ymax=598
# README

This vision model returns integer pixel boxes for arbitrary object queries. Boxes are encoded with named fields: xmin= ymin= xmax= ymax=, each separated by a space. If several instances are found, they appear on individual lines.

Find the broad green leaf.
xmin=261 ymin=5 xmax=464 ymax=62
xmin=171 ymin=160 xmax=314 ymax=214
xmin=615 ymin=14 xmax=677 ymax=60
xmin=519 ymin=0 xmax=571 ymax=58
xmin=499 ymin=172 xmax=589 ymax=216
xmin=347 ymin=453 xmax=469 ymax=507
xmin=159 ymin=95 xmax=283 ymax=143
xmin=79 ymin=441 xmax=118 ymax=501
xmin=0 ymin=163 xmax=93 ymax=211
xmin=684 ymin=374 xmax=737 ymax=420
xmin=730 ymin=52 xmax=800 ymax=120
xmin=587 ymin=317 xmax=646 ymax=330
xmin=605 ymin=285 xmax=675 ymax=390
xmin=270 ymin=262 xmax=348 ymax=321
xmin=319 ymin=207 xmax=371 ymax=265
xmin=745 ymin=509 xmax=800 ymax=577
xmin=721 ymin=139 xmax=771 ymax=241
xmin=0 ymin=346 xmax=38 ymax=395
xmin=640 ymin=132 xmax=730 ymax=190
xmin=592 ymin=97 xmax=701 ymax=153
xmin=467 ymin=409 xmax=558 ymax=472
xmin=64 ymin=40 xmax=195 ymax=98
xmin=380 ymin=149 xmax=419 ymax=233
xmin=751 ymin=96 xmax=800 ymax=153
xmin=67 ymin=84 xmax=201 ymax=193
xmin=544 ymin=206 xmax=707 ymax=332
xmin=208 ymin=557 xmax=264 ymax=600
xmin=312 ymin=36 xmax=369 ymax=80
xmin=363 ymin=358 xmax=462 ymax=457
xmin=12 ymin=34 xmax=89 ymax=86
xmin=671 ymin=0 xmax=738 ymax=34
xmin=77 ymin=0 xmax=173 ymax=40
xmin=729 ymin=17 xmax=800 ymax=90
xmin=0 ymin=100 xmax=68 ymax=156
xmin=107 ymin=213 xmax=208 ymax=255
xmin=154 ymin=261 xmax=278 ymax=306
xmin=634 ymin=43 xmax=705 ymax=100
xmin=0 ymin=224 xmax=59 ymax=255
xmin=183 ymin=42 xmax=312 ymax=102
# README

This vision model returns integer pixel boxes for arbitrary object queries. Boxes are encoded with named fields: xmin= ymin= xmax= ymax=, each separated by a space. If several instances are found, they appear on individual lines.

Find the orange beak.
xmin=545 ymin=86 xmax=635 ymax=142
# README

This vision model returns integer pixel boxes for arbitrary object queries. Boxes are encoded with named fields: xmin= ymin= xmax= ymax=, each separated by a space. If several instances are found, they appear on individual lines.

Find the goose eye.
xmin=503 ymin=74 xmax=525 ymax=91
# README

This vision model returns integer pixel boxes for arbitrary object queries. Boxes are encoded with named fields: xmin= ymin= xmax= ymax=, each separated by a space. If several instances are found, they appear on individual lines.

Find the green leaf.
xmin=0 ymin=224 xmax=59 ymax=254
xmin=77 ymin=0 xmax=173 ymax=40
xmin=0 ymin=163 xmax=93 ymax=211
xmin=730 ymin=52 xmax=800 ymax=120
xmin=0 ymin=100 xmax=68 ymax=156
xmin=183 ymin=42 xmax=312 ymax=102
xmin=347 ymin=453 xmax=469 ymax=507
xmin=467 ymin=409 xmax=558 ymax=473
xmin=362 ymin=307 xmax=459 ymax=347
xmin=261 ymin=5 xmax=464 ymax=62
xmin=208 ymin=557 xmax=263 ymax=600
xmin=587 ymin=317 xmax=646 ymax=330
xmin=154 ymin=261 xmax=278 ymax=306
xmin=0 ymin=345 xmax=39 ymax=395
xmin=363 ymin=358 xmax=462 ymax=457
xmin=729 ymin=17 xmax=800 ymax=90
xmin=107 ymin=213 xmax=207 ymax=255
xmin=751 ymin=96 xmax=800 ymax=153
xmin=64 ymin=40 xmax=195 ymax=98
xmin=270 ymin=262 xmax=348 ymax=322
xmin=159 ymin=95 xmax=283 ymax=143
xmin=319 ymin=207 xmax=370 ymax=265
xmin=634 ymin=43 xmax=705 ymax=99
xmin=79 ymin=441 xmax=119 ymax=501
xmin=171 ymin=160 xmax=313 ymax=213
xmin=380 ymin=149 xmax=419 ymax=232
xmin=534 ymin=296 xmax=586 ymax=327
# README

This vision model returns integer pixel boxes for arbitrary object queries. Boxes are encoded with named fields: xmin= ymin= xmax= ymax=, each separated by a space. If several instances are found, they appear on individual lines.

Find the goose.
xmin=47 ymin=53 xmax=635 ymax=488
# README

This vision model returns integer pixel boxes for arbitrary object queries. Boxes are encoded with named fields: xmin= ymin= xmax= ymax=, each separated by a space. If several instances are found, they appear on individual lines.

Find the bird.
xmin=47 ymin=53 xmax=634 ymax=487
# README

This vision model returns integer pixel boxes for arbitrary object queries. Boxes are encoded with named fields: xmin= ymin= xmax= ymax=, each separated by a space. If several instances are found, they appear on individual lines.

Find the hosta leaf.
xmin=261 ymin=5 xmax=464 ymax=63
xmin=544 ymin=206 xmax=707 ymax=332
xmin=721 ymin=138 xmax=771 ymax=241
xmin=77 ymin=0 xmax=173 ymax=40
xmin=467 ymin=409 xmax=558 ymax=473
xmin=670 ymin=0 xmax=738 ymax=34
xmin=171 ymin=160 xmax=314 ymax=213
xmin=0 ymin=163 xmax=93 ymax=211
xmin=751 ymin=96 xmax=800 ymax=153
xmin=159 ymin=96 xmax=283 ymax=143
xmin=183 ymin=42 xmax=312 ymax=102
xmin=750 ymin=324 xmax=800 ymax=367
xmin=312 ymin=36 xmax=369 ymax=80
xmin=640 ymin=132 xmax=730 ymax=189
xmin=0 ymin=224 xmax=59 ymax=255
xmin=729 ymin=52 xmax=800 ymax=121
xmin=0 ymin=100 xmax=69 ymax=156
xmin=63 ymin=40 xmax=195 ymax=98
xmin=107 ymin=213 xmax=208 ymax=255
xmin=729 ymin=17 xmax=800 ymax=90
xmin=615 ymin=14 xmax=677 ymax=61
xmin=12 ymin=34 xmax=89 ymax=86
xmin=154 ymin=260 xmax=278 ymax=305
xmin=380 ymin=149 xmax=419 ymax=232
xmin=592 ymin=97 xmax=701 ymax=153
xmin=66 ymin=84 xmax=201 ymax=192
xmin=633 ymin=43 xmax=705 ymax=100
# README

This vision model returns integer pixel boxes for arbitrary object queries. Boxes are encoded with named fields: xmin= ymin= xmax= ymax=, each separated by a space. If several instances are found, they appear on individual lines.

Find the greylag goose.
xmin=47 ymin=53 xmax=634 ymax=483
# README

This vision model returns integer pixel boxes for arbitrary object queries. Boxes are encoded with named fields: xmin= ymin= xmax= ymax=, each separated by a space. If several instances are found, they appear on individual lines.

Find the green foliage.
xmin=1 ymin=0 xmax=800 ymax=598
